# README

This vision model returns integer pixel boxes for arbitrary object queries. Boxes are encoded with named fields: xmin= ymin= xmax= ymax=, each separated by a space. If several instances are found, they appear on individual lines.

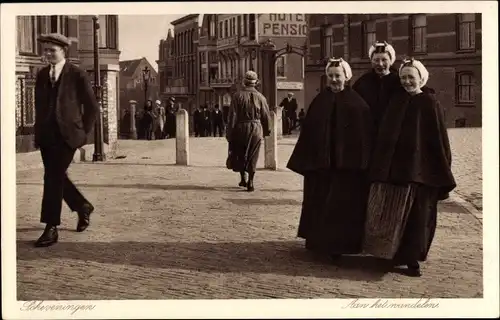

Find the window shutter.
xmin=67 ymin=16 xmax=78 ymax=59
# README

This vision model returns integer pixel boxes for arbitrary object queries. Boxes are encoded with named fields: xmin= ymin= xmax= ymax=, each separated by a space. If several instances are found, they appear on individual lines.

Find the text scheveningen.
xmin=21 ymin=301 xmax=96 ymax=315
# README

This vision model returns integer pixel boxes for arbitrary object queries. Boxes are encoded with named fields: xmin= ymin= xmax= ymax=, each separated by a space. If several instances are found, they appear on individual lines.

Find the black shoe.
xmin=76 ymin=203 xmax=94 ymax=232
xmin=34 ymin=225 xmax=58 ymax=247
xmin=406 ymin=262 xmax=422 ymax=277
xmin=246 ymin=181 xmax=254 ymax=192
xmin=238 ymin=180 xmax=247 ymax=187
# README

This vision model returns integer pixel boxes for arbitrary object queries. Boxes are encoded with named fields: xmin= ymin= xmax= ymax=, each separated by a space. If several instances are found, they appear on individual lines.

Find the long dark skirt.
xmin=229 ymin=121 xmax=263 ymax=173
xmin=298 ymin=169 xmax=369 ymax=254
xmin=363 ymin=182 xmax=439 ymax=262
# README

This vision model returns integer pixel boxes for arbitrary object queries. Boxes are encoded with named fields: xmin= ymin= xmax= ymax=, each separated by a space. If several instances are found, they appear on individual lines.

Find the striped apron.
xmin=362 ymin=182 xmax=418 ymax=259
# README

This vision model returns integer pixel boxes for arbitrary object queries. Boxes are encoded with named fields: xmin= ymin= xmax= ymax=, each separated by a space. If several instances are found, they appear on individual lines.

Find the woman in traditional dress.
xmin=353 ymin=41 xmax=402 ymax=137
xmin=226 ymin=70 xmax=271 ymax=192
xmin=287 ymin=58 xmax=372 ymax=259
xmin=363 ymin=58 xmax=456 ymax=277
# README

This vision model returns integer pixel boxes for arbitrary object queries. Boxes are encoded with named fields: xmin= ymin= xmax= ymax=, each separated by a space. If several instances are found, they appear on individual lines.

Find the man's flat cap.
xmin=38 ymin=33 xmax=71 ymax=47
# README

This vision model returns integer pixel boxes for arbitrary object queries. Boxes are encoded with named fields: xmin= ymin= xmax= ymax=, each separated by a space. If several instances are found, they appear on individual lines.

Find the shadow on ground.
xmin=16 ymin=182 xmax=300 ymax=193
xmin=16 ymin=240 xmax=391 ymax=282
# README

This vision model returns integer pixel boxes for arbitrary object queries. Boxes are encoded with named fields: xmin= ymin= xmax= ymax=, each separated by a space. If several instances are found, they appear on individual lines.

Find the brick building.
xmin=159 ymin=14 xmax=200 ymax=118
xmin=305 ymin=14 xmax=482 ymax=128
xmin=118 ymin=57 xmax=159 ymax=111
xmin=197 ymin=14 xmax=307 ymax=111
xmin=15 ymin=15 xmax=121 ymax=153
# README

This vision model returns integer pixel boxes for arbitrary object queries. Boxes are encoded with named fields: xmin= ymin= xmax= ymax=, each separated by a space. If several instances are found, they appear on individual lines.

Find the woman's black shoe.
xmin=239 ymin=181 xmax=247 ymax=187
xmin=406 ymin=262 xmax=422 ymax=277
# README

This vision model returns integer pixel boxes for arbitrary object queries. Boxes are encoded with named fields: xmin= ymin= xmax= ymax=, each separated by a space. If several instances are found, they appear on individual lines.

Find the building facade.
xmin=158 ymin=14 xmax=199 ymax=118
xmin=119 ymin=57 xmax=159 ymax=111
xmin=197 ymin=14 xmax=307 ymax=111
xmin=15 ymin=15 xmax=120 ymax=153
xmin=157 ymin=13 xmax=308 ymax=123
xmin=305 ymin=14 xmax=482 ymax=128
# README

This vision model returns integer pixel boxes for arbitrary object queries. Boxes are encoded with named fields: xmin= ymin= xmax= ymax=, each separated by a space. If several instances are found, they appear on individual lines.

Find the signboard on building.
xmin=259 ymin=14 xmax=307 ymax=37
xmin=277 ymin=81 xmax=303 ymax=90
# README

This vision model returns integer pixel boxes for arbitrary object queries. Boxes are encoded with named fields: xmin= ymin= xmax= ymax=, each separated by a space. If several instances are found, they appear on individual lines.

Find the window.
xmin=209 ymin=19 xmax=216 ymax=38
xmin=237 ymin=15 xmax=242 ymax=36
xmin=219 ymin=21 xmax=223 ymax=38
xmin=412 ymin=14 xmax=427 ymax=54
xmin=276 ymin=55 xmax=286 ymax=78
xmin=232 ymin=17 xmax=236 ymax=36
xmin=17 ymin=16 xmax=35 ymax=54
xmin=243 ymin=14 xmax=248 ymax=36
xmin=458 ymin=14 xmax=476 ymax=50
xmin=456 ymin=72 xmax=475 ymax=105
xmin=363 ymin=21 xmax=377 ymax=56
xmin=249 ymin=14 xmax=256 ymax=40
xmin=98 ymin=15 xmax=118 ymax=49
xmin=224 ymin=20 xmax=228 ymax=38
xmin=322 ymin=25 xmax=333 ymax=58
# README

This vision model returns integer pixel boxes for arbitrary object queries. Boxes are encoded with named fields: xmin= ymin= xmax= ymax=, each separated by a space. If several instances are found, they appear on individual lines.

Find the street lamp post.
xmin=142 ymin=66 xmax=151 ymax=107
xmin=92 ymin=15 xmax=105 ymax=162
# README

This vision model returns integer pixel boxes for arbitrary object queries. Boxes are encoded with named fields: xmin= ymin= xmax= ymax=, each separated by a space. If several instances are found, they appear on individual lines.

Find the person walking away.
xmin=212 ymin=104 xmax=225 ymax=137
xmin=362 ymin=58 xmax=456 ymax=277
xmin=287 ymin=58 xmax=372 ymax=259
xmin=353 ymin=41 xmax=401 ymax=138
xmin=226 ymin=71 xmax=271 ymax=192
xmin=33 ymin=33 xmax=99 ymax=247
xmin=298 ymin=108 xmax=305 ymax=130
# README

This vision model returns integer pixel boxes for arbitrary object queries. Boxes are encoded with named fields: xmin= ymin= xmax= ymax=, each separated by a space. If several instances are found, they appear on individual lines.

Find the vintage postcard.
xmin=1 ymin=1 xmax=498 ymax=319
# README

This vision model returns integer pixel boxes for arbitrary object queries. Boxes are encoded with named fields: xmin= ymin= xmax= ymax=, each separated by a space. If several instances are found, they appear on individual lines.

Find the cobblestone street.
xmin=15 ymin=130 xmax=483 ymax=300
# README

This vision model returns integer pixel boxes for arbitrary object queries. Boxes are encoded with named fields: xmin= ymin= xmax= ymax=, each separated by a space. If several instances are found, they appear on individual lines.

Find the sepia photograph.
xmin=1 ymin=2 xmax=498 ymax=319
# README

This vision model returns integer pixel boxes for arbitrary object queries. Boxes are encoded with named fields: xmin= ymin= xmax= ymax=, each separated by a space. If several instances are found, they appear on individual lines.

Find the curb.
xmin=448 ymin=191 xmax=483 ymax=224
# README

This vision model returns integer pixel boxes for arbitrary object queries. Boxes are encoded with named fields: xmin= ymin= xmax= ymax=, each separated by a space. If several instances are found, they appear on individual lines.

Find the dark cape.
xmin=352 ymin=67 xmax=401 ymax=136
xmin=369 ymin=87 xmax=456 ymax=198
xmin=287 ymin=86 xmax=372 ymax=175
xmin=367 ymin=87 xmax=456 ymax=262
xmin=286 ymin=86 xmax=373 ymax=254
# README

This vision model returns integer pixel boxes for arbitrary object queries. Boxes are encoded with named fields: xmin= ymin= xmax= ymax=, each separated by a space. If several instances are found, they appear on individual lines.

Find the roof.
xmin=119 ymin=58 xmax=144 ymax=77
xmin=171 ymin=14 xmax=199 ymax=26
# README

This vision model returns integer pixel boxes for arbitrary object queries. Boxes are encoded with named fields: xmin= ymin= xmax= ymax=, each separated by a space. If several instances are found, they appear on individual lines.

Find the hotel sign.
xmin=259 ymin=14 xmax=307 ymax=37
xmin=277 ymin=81 xmax=303 ymax=90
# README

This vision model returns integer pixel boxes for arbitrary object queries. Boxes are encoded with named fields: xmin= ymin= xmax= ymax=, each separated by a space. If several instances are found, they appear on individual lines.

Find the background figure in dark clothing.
xmin=298 ymin=108 xmax=305 ymax=130
xmin=287 ymin=58 xmax=372 ymax=259
xmin=33 ymin=33 xmax=99 ymax=247
xmin=222 ymin=105 xmax=230 ymax=125
xmin=353 ymin=41 xmax=401 ymax=138
xmin=200 ymin=105 xmax=211 ymax=137
xmin=212 ymin=104 xmax=225 ymax=137
xmin=193 ymin=106 xmax=202 ymax=137
xmin=279 ymin=92 xmax=298 ymax=134
xmin=135 ymin=110 xmax=144 ymax=139
xmin=165 ymin=97 xmax=176 ymax=138
xmin=226 ymin=70 xmax=271 ymax=192
xmin=121 ymin=109 xmax=131 ymax=138
xmin=363 ymin=59 xmax=456 ymax=277
xmin=143 ymin=100 xmax=155 ymax=140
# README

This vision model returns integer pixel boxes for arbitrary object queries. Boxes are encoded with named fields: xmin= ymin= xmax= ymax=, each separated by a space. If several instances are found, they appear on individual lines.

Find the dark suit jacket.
xmin=34 ymin=62 xmax=99 ymax=149
xmin=279 ymin=97 xmax=298 ymax=119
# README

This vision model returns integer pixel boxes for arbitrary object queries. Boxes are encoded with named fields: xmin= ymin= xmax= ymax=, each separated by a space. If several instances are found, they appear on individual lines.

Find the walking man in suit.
xmin=33 ymin=33 xmax=99 ymax=247
xmin=279 ymin=92 xmax=298 ymax=134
